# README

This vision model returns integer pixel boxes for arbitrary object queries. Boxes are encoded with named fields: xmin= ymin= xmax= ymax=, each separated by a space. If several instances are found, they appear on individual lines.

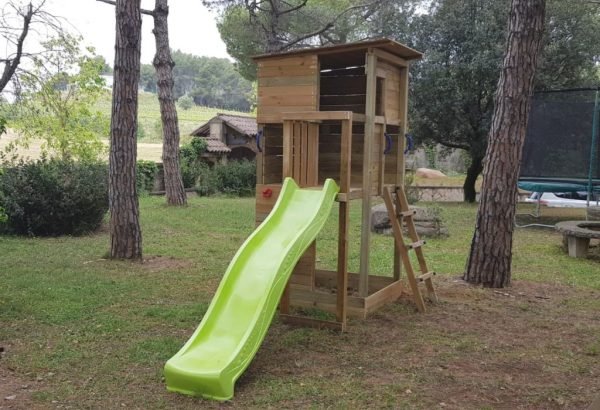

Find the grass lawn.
xmin=1 ymin=197 xmax=599 ymax=409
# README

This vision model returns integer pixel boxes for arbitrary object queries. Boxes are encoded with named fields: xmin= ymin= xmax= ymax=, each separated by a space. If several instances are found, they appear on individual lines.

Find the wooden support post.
xmin=359 ymin=51 xmax=378 ymax=297
xmin=256 ymin=126 xmax=264 ymax=184
xmin=378 ymin=78 xmax=387 ymax=196
xmin=283 ymin=120 xmax=293 ymax=178
xmin=394 ymin=66 xmax=410 ymax=281
xmin=280 ymin=120 xmax=293 ymax=314
xmin=307 ymin=123 xmax=319 ymax=185
xmin=293 ymin=121 xmax=302 ymax=183
xmin=336 ymin=117 xmax=352 ymax=329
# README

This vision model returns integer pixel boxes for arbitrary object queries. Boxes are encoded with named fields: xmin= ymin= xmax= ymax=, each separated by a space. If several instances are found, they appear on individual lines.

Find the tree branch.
xmin=279 ymin=23 xmax=333 ymax=51
xmin=96 ymin=0 xmax=155 ymax=16
xmin=278 ymin=0 xmax=308 ymax=17
xmin=0 ymin=2 xmax=33 ymax=93
xmin=278 ymin=1 xmax=380 ymax=51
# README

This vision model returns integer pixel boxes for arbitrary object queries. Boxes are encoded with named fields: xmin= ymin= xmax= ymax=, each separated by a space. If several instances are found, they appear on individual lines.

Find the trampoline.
xmin=518 ymin=88 xmax=600 ymax=226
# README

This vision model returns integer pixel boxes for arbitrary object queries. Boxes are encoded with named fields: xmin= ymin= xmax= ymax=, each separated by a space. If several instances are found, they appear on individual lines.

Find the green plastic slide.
xmin=164 ymin=177 xmax=339 ymax=400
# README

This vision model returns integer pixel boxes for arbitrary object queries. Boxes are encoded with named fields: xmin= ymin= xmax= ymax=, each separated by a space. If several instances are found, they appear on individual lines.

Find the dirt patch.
xmin=141 ymin=255 xmax=192 ymax=272
xmin=237 ymin=277 xmax=600 ymax=409
xmin=0 ymin=366 xmax=37 ymax=410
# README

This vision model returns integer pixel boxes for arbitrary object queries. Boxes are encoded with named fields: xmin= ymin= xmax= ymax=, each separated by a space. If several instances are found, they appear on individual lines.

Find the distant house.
xmin=190 ymin=113 xmax=258 ymax=164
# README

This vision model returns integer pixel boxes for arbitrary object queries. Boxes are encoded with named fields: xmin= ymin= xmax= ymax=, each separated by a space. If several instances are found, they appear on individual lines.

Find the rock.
xmin=5 ymin=395 xmax=16 ymax=401
xmin=415 ymin=167 xmax=447 ymax=179
xmin=371 ymin=203 xmax=449 ymax=238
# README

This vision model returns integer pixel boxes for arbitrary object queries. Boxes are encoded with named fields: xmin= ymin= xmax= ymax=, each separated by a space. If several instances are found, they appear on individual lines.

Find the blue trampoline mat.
xmin=518 ymin=179 xmax=600 ymax=193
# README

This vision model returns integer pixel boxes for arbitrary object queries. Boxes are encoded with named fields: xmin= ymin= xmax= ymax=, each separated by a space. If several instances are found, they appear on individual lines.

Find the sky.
xmin=44 ymin=0 xmax=231 ymax=64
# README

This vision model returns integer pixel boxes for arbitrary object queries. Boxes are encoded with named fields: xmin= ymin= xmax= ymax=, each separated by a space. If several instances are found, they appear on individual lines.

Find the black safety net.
xmin=520 ymin=89 xmax=600 ymax=184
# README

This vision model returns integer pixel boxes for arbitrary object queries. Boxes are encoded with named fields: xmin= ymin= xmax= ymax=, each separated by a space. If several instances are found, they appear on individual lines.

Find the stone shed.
xmin=190 ymin=113 xmax=258 ymax=163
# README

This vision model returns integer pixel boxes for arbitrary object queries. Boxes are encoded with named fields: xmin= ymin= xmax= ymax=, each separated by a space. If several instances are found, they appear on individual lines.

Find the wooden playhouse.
xmin=253 ymin=38 xmax=437 ymax=331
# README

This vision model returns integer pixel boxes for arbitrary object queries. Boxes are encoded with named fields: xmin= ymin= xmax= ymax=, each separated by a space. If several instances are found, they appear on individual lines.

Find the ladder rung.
xmin=408 ymin=240 xmax=426 ymax=249
xmin=400 ymin=210 xmax=415 ymax=217
xmin=417 ymin=272 xmax=435 ymax=282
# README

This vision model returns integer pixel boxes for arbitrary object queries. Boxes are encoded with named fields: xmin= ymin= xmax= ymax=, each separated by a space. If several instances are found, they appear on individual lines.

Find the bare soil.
xmin=1 ymin=278 xmax=598 ymax=409
xmin=171 ymin=277 xmax=599 ymax=409
xmin=0 ymin=367 xmax=35 ymax=410
xmin=141 ymin=255 xmax=192 ymax=272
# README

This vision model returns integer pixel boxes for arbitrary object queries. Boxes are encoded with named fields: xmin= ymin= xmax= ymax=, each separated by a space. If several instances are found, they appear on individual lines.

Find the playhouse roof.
xmin=252 ymin=38 xmax=423 ymax=62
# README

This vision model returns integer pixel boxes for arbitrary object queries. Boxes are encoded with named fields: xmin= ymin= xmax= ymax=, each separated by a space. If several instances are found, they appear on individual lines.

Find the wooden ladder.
xmin=382 ymin=185 xmax=438 ymax=312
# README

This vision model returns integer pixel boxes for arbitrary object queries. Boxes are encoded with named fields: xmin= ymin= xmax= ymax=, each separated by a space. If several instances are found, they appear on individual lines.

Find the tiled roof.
xmin=218 ymin=113 xmax=257 ymax=136
xmin=203 ymin=137 xmax=231 ymax=153
xmin=190 ymin=113 xmax=257 ymax=137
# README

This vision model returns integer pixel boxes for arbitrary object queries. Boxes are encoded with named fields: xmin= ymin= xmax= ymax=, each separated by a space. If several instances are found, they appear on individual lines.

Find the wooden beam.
xmin=336 ymin=188 xmax=364 ymax=202
xmin=373 ymin=48 xmax=408 ymax=68
xmin=336 ymin=201 xmax=349 ymax=326
xmin=282 ymin=120 xmax=293 ymax=178
xmin=353 ymin=113 xmax=367 ymax=123
xmin=358 ymin=51 xmax=378 ymax=297
xmin=397 ymin=67 xmax=409 ymax=185
xmin=394 ymin=66 xmax=410 ymax=281
xmin=282 ymin=111 xmax=353 ymax=121
xmin=365 ymin=280 xmax=403 ymax=313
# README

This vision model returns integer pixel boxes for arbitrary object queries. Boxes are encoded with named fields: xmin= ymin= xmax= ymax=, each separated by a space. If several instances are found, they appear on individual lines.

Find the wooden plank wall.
xmin=317 ymin=123 xmax=382 ymax=191
xmin=384 ymin=125 xmax=402 ymax=184
xmin=261 ymin=125 xmax=283 ymax=184
xmin=257 ymin=55 xmax=319 ymax=124
xmin=377 ymin=61 xmax=403 ymax=185
xmin=378 ymin=61 xmax=401 ymax=121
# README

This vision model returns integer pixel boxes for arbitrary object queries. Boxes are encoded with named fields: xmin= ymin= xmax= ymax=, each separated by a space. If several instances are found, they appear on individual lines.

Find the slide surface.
xmin=164 ymin=177 xmax=339 ymax=400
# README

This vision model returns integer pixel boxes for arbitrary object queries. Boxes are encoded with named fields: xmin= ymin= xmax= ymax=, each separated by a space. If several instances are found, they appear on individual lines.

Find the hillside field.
xmin=0 ymin=92 xmax=252 ymax=163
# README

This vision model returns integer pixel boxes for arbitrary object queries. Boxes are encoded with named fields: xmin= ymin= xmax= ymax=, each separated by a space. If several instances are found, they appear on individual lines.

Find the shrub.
xmin=136 ymin=160 xmax=158 ymax=194
xmin=179 ymin=138 xmax=207 ymax=188
xmin=137 ymin=123 xmax=146 ymax=140
xmin=196 ymin=160 xmax=256 ymax=197
xmin=178 ymin=95 xmax=194 ymax=110
xmin=0 ymin=159 xmax=108 ymax=236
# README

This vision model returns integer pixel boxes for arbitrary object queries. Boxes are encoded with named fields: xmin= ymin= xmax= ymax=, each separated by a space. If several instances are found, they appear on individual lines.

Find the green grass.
xmin=1 ymin=197 xmax=599 ymax=408
xmin=95 ymin=91 xmax=252 ymax=144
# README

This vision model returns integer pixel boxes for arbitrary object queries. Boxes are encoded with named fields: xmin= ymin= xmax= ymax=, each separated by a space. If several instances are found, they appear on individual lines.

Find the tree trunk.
xmin=463 ymin=154 xmax=483 ymax=203
xmin=464 ymin=0 xmax=545 ymax=287
xmin=109 ymin=0 xmax=143 ymax=260
xmin=152 ymin=0 xmax=187 ymax=206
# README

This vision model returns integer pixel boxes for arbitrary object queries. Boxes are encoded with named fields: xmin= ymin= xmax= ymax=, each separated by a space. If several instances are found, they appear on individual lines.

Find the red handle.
xmin=262 ymin=188 xmax=273 ymax=198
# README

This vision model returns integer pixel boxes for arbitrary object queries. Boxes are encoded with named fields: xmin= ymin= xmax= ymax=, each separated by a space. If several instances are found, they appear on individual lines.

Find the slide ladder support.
xmin=382 ymin=185 xmax=438 ymax=312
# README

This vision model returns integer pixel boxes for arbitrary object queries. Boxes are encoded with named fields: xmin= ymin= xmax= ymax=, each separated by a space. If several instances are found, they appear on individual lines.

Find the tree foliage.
xmin=139 ymin=51 xmax=253 ymax=111
xmin=9 ymin=36 xmax=109 ymax=161
xmin=208 ymin=0 xmax=386 ymax=81
xmin=409 ymin=0 xmax=600 ymax=202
